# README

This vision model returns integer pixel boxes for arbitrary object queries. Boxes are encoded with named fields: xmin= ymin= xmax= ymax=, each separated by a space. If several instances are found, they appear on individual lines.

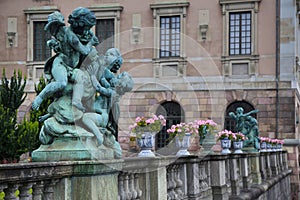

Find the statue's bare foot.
xmin=72 ymin=101 xmax=86 ymax=112
xmin=39 ymin=113 xmax=51 ymax=122
xmin=32 ymin=96 xmax=43 ymax=110
xmin=96 ymin=135 xmax=103 ymax=146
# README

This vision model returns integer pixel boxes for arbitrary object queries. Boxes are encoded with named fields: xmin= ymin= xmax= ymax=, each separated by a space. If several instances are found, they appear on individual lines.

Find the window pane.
xmin=33 ymin=21 xmax=51 ymax=61
xmin=96 ymin=19 xmax=115 ymax=55
xmin=160 ymin=16 xmax=180 ymax=58
xmin=229 ymin=12 xmax=251 ymax=55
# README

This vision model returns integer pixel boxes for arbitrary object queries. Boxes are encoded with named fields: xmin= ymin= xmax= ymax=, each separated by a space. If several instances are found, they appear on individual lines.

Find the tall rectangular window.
xmin=229 ymin=12 xmax=251 ymax=55
xmin=96 ymin=19 xmax=115 ymax=55
xmin=33 ymin=21 xmax=51 ymax=61
xmin=160 ymin=16 xmax=180 ymax=58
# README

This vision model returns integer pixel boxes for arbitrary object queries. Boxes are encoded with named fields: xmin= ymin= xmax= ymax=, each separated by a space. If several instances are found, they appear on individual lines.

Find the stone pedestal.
xmin=32 ymin=135 xmax=114 ymax=162
xmin=53 ymin=160 xmax=122 ymax=200
xmin=210 ymin=155 xmax=229 ymax=200
xmin=249 ymin=153 xmax=262 ymax=184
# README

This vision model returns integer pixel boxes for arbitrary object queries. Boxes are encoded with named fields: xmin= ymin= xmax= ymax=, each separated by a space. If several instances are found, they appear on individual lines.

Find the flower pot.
xmin=137 ymin=132 xmax=156 ymax=157
xmin=277 ymin=144 xmax=282 ymax=151
xmin=220 ymin=138 xmax=231 ymax=154
xmin=260 ymin=141 xmax=267 ymax=152
xmin=266 ymin=143 xmax=272 ymax=152
xmin=175 ymin=134 xmax=191 ymax=156
xmin=233 ymin=140 xmax=243 ymax=153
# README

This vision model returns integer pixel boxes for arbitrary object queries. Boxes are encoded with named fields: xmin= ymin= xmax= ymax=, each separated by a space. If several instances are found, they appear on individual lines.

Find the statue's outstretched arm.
xmin=69 ymin=31 xmax=97 ymax=56
xmin=229 ymin=112 xmax=236 ymax=119
xmin=245 ymin=109 xmax=259 ymax=116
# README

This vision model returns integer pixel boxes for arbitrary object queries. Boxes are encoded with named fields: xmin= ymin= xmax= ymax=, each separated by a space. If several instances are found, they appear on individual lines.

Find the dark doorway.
xmin=155 ymin=101 xmax=184 ymax=149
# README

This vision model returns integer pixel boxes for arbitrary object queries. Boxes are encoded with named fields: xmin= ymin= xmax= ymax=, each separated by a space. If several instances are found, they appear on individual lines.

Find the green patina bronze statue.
xmin=229 ymin=107 xmax=260 ymax=150
xmin=31 ymin=7 xmax=133 ymax=161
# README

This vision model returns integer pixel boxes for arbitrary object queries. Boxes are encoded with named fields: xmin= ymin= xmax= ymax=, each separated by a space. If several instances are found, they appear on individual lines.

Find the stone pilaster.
xmin=210 ymin=155 xmax=229 ymax=200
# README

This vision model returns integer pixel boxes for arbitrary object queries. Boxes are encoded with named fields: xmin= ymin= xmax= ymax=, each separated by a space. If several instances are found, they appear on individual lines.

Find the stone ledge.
xmin=229 ymin=169 xmax=292 ymax=200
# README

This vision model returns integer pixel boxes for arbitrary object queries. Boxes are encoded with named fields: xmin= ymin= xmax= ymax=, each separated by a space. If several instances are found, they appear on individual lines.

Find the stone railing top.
xmin=283 ymin=139 xmax=300 ymax=146
xmin=0 ymin=160 xmax=123 ymax=184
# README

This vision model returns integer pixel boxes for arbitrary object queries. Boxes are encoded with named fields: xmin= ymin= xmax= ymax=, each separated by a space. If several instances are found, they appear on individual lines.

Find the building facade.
xmin=1 ymin=0 xmax=300 ymax=198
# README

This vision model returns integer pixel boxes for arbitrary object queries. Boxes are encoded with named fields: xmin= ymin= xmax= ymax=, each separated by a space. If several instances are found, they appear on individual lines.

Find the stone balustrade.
xmin=0 ymin=151 xmax=291 ymax=200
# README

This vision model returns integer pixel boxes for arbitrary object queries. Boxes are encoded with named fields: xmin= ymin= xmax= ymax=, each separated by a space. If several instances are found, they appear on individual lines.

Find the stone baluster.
xmin=134 ymin=173 xmax=142 ymax=199
xmin=277 ymin=151 xmax=283 ymax=172
xmin=118 ymin=171 xmax=142 ymax=200
xmin=270 ymin=152 xmax=279 ymax=176
xmin=118 ymin=173 xmax=125 ymax=200
xmin=123 ymin=173 xmax=131 ymax=200
xmin=32 ymin=181 xmax=44 ymax=200
xmin=266 ymin=152 xmax=272 ymax=178
xmin=167 ymin=165 xmax=177 ymax=200
xmin=240 ymin=154 xmax=249 ymax=190
xmin=3 ymin=183 xmax=18 ymax=200
xmin=174 ymin=164 xmax=184 ymax=199
xmin=129 ymin=173 xmax=137 ymax=199
xmin=199 ymin=161 xmax=209 ymax=195
xmin=0 ymin=184 xmax=7 ymax=198
xmin=282 ymin=151 xmax=288 ymax=170
xmin=19 ymin=183 xmax=33 ymax=200
xmin=43 ymin=179 xmax=59 ymax=200
xmin=259 ymin=153 xmax=267 ymax=180
xmin=186 ymin=159 xmax=200 ymax=198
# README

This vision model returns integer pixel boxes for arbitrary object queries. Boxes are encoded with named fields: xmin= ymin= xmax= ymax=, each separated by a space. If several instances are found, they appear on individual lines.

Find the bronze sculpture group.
xmin=32 ymin=7 xmax=133 ymax=159
xmin=229 ymin=107 xmax=260 ymax=150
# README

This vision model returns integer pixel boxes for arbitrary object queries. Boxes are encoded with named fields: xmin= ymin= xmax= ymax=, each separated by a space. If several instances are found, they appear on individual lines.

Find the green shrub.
xmin=0 ymin=69 xmax=26 ymax=162
xmin=0 ymin=70 xmax=53 ymax=162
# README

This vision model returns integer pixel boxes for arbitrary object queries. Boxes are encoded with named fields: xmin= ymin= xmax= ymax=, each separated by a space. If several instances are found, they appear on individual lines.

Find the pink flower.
xmin=135 ymin=117 xmax=141 ymax=123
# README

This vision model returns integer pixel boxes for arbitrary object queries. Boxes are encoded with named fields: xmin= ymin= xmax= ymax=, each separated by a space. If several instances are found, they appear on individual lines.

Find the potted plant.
xmin=195 ymin=119 xmax=217 ymax=145
xmin=167 ymin=122 xmax=198 ymax=156
xmin=259 ymin=137 xmax=269 ymax=152
xmin=216 ymin=130 xmax=236 ymax=154
xmin=232 ymin=132 xmax=246 ymax=153
xmin=129 ymin=114 xmax=166 ymax=157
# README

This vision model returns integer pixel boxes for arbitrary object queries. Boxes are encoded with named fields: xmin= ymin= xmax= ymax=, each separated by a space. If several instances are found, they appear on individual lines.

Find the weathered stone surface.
xmin=32 ymin=135 xmax=115 ymax=162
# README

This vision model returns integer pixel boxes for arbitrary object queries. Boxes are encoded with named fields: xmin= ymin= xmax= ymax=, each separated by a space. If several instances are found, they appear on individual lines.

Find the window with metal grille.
xmin=160 ymin=16 xmax=180 ymax=58
xmin=96 ymin=19 xmax=115 ymax=55
xmin=33 ymin=21 xmax=51 ymax=61
xmin=156 ymin=101 xmax=184 ymax=149
xmin=229 ymin=12 xmax=251 ymax=56
xmin=224 ymin=101 xmax=256 ymax=132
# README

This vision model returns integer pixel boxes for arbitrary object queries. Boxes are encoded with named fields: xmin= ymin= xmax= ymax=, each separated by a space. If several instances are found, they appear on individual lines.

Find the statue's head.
xmin=105 ymin=48 xmax=123 ymax=73
xmin=68 ymin=7 xmax=96 ymax=36
xmin=236 ymin=107 xmax=244 ymax=114
xmin=115 ymin=72 xmax=133 ymax=95
xmin=45 ymin=11 xmax=65 ymax=36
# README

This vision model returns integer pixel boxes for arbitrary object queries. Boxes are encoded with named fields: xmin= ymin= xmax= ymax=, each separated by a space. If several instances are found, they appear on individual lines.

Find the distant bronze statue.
xmin=31 ymin=8 xmax=134 ymax=160
xmin=229 ymin=107 xmax=260 ymax=149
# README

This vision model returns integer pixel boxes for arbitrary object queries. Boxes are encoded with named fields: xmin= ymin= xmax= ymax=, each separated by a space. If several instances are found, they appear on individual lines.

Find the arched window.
xmin=155 ymin=101 xmax=184 ymax=149
xmin=224 ymin=101 xmax=256 ymax=132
